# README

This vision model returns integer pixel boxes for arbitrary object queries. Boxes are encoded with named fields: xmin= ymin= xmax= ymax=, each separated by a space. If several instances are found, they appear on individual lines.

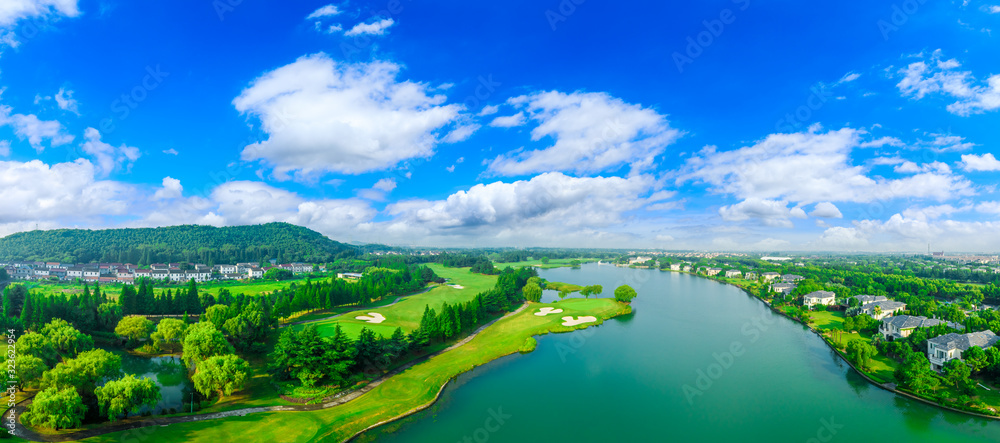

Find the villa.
xmin=725 ymin=270 xmax=742 ymax=278
xmin=879 ymin=315 xmax=946 ymax=341
xmin=762 ymin=272 xmax=781 ymax=282
xmin=859 ymin=300 xmax=907 ymax=320
xmin=803 ymin=290 xmax=836 ymax=309
xmin=772 ymin=283 xmax=797 ymax=296
xmin=781 ymin=274 xmax=805 ymax=283
xmin=669 ymin=263 xmax=682 ymax=271
xmin=927 ymin=331 xmax=1000 ymax=371
xmin=705 ymin=268 xmax=722 ymax=276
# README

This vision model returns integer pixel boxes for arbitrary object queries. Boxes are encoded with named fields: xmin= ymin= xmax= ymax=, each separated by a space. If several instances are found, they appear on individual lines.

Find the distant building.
xmin=880 ymin=315 xmax=946 ymax=341
xmin=762 ymin=272 xmax=781 ymax=282
xmin=338 ymin=272 xmax=364 ymax=280
xmin=803 ymin=291 xmax=836 ymax=309
xmin=928 ymin=331 xmax=1000 ymax=372
xmin=859 ymin=300 xmax=907 ymax=320
xmin=725 ymin=270 xmax=742 ymax=278
xmin=772 ymin=283 xmax=797 ymax=295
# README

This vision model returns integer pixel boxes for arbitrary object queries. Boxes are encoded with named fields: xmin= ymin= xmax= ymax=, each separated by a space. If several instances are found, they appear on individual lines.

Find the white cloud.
xmin=0 ymin=105 xmax=74 ymax=151
xmin=718 ymin=198 xmax=806 ymax=228
xmin=487 ymin=91 xmax=681 ymax=176
xmin=961 ymin=153 xmax=1000 ymax=171
xmin=0 ymin=158 xmax=133 ymax=232
xmin=345 ymin=18 xmax=394 ymax=36
xmin=677 ymin=127 xmax=972 ymax=204
xmin=817 ymin=226 xmax=869 ymax=249
xmin=79 ymin=127 xmax=140 ymax=176
xmin=0 ymin=140 xmax=8 ymax=157
xmin=837 ymin=72 xmax=861 ymax=84
xmin=896 ymin=50 xmax=1000 ymax=115
xmin=162 ymin=148 xmax=179 ymax=155
xmin=385 ymin=172 xmax=656 ymax=242
xmin=306 ymin=4 xmax=341 ymax=19
xmin=442 ymin=124 xmax=478 ymax=143
xmin=901 ymin=204 xmax=965 ymax=221
xmin=54 ymin=87 xmax=78 ymax=114
xmin=987 ymin=5 xmax=1000 ymax=13
xmin=810 ymin=202 xmax=843 ymax=218
xmin=0 ymin=0 xmax=80 ymax=28
xmin=478 ymin=105 xmax=499 ymax=116
xmin=234 ymin=54 xmax=462 ymax=178
xmin=977 ymin=201 xmax=1000 ymax=214
xmin=489 ymin=112 xmax=526 ymax=128
xmin=372 ymin=178 xmax=397 ymax=192
xmin=153 ymin=177 xmax=183 ymax=200
xmin=327 ymin=24 xmax=342 ymax=33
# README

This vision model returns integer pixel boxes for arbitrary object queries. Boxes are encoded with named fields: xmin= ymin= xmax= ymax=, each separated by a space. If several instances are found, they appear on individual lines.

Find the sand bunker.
xmin=355 ymin=313 xmax=386 ymax=324
xmin=449 ymin=284 xmax=465 ymax=289
xmin=534 ymin=307 xmax=564 ymax=316
xmin=561 ymin=316 xmax=597 ymax=326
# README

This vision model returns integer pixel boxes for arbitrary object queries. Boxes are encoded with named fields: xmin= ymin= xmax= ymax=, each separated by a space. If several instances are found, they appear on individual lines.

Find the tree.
xmin=40 ymin=319 xmax=94 ymax=357
xmin=22 ymin=387 xmax=87 ymax=430
xmin=263 ymin=268 xmax=294 ymax=281
xmin=151 ymin=318 xmax=187 ymax=352
xmin=944 ymin=359 xmax=975 ymax=395
xmin=540 ymin=257 xmax=550 ymax=264
xmin=580 ymin=285 xmax=603 ymax=298
xmin=963 ymin=346 xmax=989 ymax=373
xmin=16 ymin=332 xmax=58 ymax=366
xmin=192 ymin=354 xmax=251 ymax=398
xmin=845 ymin=339 xmax=877 ymax=370
xmin=95 ymin=375 xmax=161 ymax=422
xmin=203 ymin=304 xmax=233 ymax=331
xmin=115 ymin=316 xmax=154 ymax=346
xmin=15 ymin=355 xmax=48 ymax=390
xmin=614 ymin=285 xmax=637 ymax=303
xmin=40 ymin=349 xmax=122 ymax=395
xmin=181 ymin=322 xmax=234 ymax=369
xmin=522 ymin=283 xmax=542 ymax=303
xmin=97 ymin=302 xmax=123 ymax=332
xmin=894 ymin=350 xmax=938 ymax=394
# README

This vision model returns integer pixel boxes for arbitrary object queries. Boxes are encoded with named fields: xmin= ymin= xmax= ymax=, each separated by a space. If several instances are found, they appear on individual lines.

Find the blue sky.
xmin=1 ymin=0 xmax=999 ymax=251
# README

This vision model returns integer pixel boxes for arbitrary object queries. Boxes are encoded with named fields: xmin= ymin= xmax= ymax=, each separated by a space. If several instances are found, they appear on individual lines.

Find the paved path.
xmin=12 ymin=303 xmax=528 ymax=442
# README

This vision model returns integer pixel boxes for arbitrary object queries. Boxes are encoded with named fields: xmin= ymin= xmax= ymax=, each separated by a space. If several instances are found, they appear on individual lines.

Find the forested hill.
xmin=0 ymin=223 xmax=356 ymax=264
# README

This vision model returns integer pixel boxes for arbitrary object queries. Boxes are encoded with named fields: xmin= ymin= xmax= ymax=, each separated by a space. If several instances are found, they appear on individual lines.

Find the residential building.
xmin=772 ymin=283 xmax=797 ymax=295
xmin=927 ymin=331 xmax=1000 ymax=371
xmin=725 ymin=270 xmax=742 ymax=278
xmin=879 ymin=315 xmax=946 ymax=341
xmin=762 ymin=272 xmax=780 ymax=282
xmin=669 ymin=263 xmax=682 ymax=271
xmin=781 ymin=274 xmax=805 ymax=283
xmin=744 ymin=272 xmax=758 ymax=280
xmin=859 ymin=300 xmax=907 ymax=320
xmin=338 ymin=273 xmax=364 ymax=280
xmin=705 ymin=268 xmax=722 ymax=276
xmin=803 ymin=290 xmax=836 ymax=309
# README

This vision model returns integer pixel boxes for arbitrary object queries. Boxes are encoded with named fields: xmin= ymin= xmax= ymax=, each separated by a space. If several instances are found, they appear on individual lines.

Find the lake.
xmin=113 ymin=350 xmax=194 ymax=415
xmin=358 ymin=263 xmax=1000 ymax=442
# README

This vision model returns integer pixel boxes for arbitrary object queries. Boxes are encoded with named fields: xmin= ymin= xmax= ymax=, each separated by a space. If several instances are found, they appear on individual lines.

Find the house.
xmin=762 ymin=272 xmax=781 ymax=282
xmin=150 ymin=264 xmax=168 ymax=271
xmin=248 ymin=267 xmax=264 ymax=279
xmin=879 ymin=315 xmax=946 ymax=341
xmin=629 ymin=256 xmax=653 ymax=265
xmin=781 ymin=274 xmax=805 ymax=283
xmin=744 ymin=272 xmax=758 ymax=280
xmin=83 ymin=268 xmax=101 ymax=279
xmin=67 ymin=267 xmax=83 ymax=279
xmin=927 ymin=331 xmax=1000 ymax=371
xmin=682 ymin=265 xmax=692 ymax=272
xmin=704 ymin=268 xmax=722 ymax=276
xmin=215 ymin=264 xmax=238 ymax=274
xmin=803 ymin=290 xmax=836 ymax=309
xmin=859 ymin=300 xmax=906 ymax=320
xmin=772 ymin=283 xmax=797 ymax=295
xmin=669 ymin=263 xmax=682 ymax=271
xmin=338 ymin=272 xmax=364 ymax=280
xmin=852 ymin=295 xmax=888 ymax=305
xmin=725 ymin=270 xmax=742 ymax=278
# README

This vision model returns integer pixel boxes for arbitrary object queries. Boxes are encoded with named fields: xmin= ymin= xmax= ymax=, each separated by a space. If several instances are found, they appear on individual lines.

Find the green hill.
xmin=0 ymin=223 xmax=356 ymax=265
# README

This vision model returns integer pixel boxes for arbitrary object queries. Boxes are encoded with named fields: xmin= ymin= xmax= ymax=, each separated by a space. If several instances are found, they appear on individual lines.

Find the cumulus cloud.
xmin=676 ymin=126 xmax=972 ymax=204
xmin=79 ymin=127 xmax=141 ymax=176
xmin=234 ymin=54 xmax=462 ymax=178
xmin=718 ymin=198 xmax=807 ymax=228
xmin=385 ymin=172 xmax=656 ymax=242
xmin=487 ymin=91 xmax=681 ymax=176
xmin=153 ymin=177 xmax=183 ymax=200
xmin=810 ymin=202 xmax=843 ymax=218
xmin=817 ymin=226 xmax=869 ymax=249
xmin=0 ymin=158 xmax=133 ymax=233
xmin=478 ymin=105 xmax=499 ymax=116
xmin=0 ymin=105 xmax=74 ymax=151
xmin=0 ymin=140 xmax=9 ymax=157
xmin=961 ymin=153 xmax=1000 ymax=171
xmin=345 ymin=18 xmax=394 ymax=36
xmin=896 ymin=50 xmax=1000 ymax=115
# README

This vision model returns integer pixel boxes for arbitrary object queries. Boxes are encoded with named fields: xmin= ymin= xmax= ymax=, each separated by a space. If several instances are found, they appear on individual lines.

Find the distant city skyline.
xmin=2 ymin=1 xmax=999 ymax=251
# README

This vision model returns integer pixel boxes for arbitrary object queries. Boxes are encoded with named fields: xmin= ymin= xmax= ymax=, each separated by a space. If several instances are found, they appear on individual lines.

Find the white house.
xmin=248 ymin=267 xmax=264 ymax=279
xmin=725 ymin=270 xmax=742 ymax=278
xmin=927 ymin=331 xmax=1000 ymax=371
xmin=705 ymin=268 xmax=722 ymax=276
xmin=338 ymin=272 xmax=364 ymax=280
xmin=859 ymin=300 xmax=906 ymax=320
xmin=781 ymin=274 xmax=805 ymax=283
xmin=216 ymin=264 xmax=238 ymax=274
xmin=669 ymin=263 xmax=682 ymax=271
xmin=682 ymin=265 xmax=692 ymax=272
xmin=744 ymin=272 xmax=758 ymax=280
xmin=772 ymin=283 xmax=796 ymax=295
xmin=803 ymin=290 xmax=836 ymax=309
xmin=762 ymin=272 xmax=781 ymax=282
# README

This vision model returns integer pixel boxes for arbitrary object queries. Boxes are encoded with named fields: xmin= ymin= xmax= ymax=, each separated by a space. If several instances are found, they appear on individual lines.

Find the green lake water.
xmin=113 ymin=350 xmax=194 ymax=415
xmin=358 ymin=263 xmax=1000 ymax=442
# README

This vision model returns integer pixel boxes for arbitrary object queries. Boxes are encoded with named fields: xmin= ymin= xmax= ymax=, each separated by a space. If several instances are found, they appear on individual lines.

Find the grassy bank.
xmin=82 ymin=297 xmax=630 ymax=443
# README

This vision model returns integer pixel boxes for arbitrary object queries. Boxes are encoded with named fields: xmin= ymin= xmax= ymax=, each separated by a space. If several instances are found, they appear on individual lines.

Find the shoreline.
xmin=678 ymin=269 xmax=1000 ymax=422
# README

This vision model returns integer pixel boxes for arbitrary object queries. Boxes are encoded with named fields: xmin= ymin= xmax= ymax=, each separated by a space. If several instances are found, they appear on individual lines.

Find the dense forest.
xmin=0 ymin=223 xmax=357 ymax=264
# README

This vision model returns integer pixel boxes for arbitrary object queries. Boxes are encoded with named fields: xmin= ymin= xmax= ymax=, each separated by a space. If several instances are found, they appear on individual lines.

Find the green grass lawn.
xmin=495 ymin=258 xmax=599 ymax=269
xmin=20 ymin=274 xmax=346 ymax=301
xmin=297 ymin=264 xmax=498 ymax=339
xmin=82 ymin=297 xmax=631 ymax=443
xmin=808 ymin=310 xmax=845 ymax=331
xmin=544 ymin=281 xmax=583 ymax=292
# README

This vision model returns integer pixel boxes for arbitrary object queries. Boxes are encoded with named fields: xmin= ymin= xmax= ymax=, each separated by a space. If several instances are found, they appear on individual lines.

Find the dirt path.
xmin=12 ymin=303 xmax=528 ymax=442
